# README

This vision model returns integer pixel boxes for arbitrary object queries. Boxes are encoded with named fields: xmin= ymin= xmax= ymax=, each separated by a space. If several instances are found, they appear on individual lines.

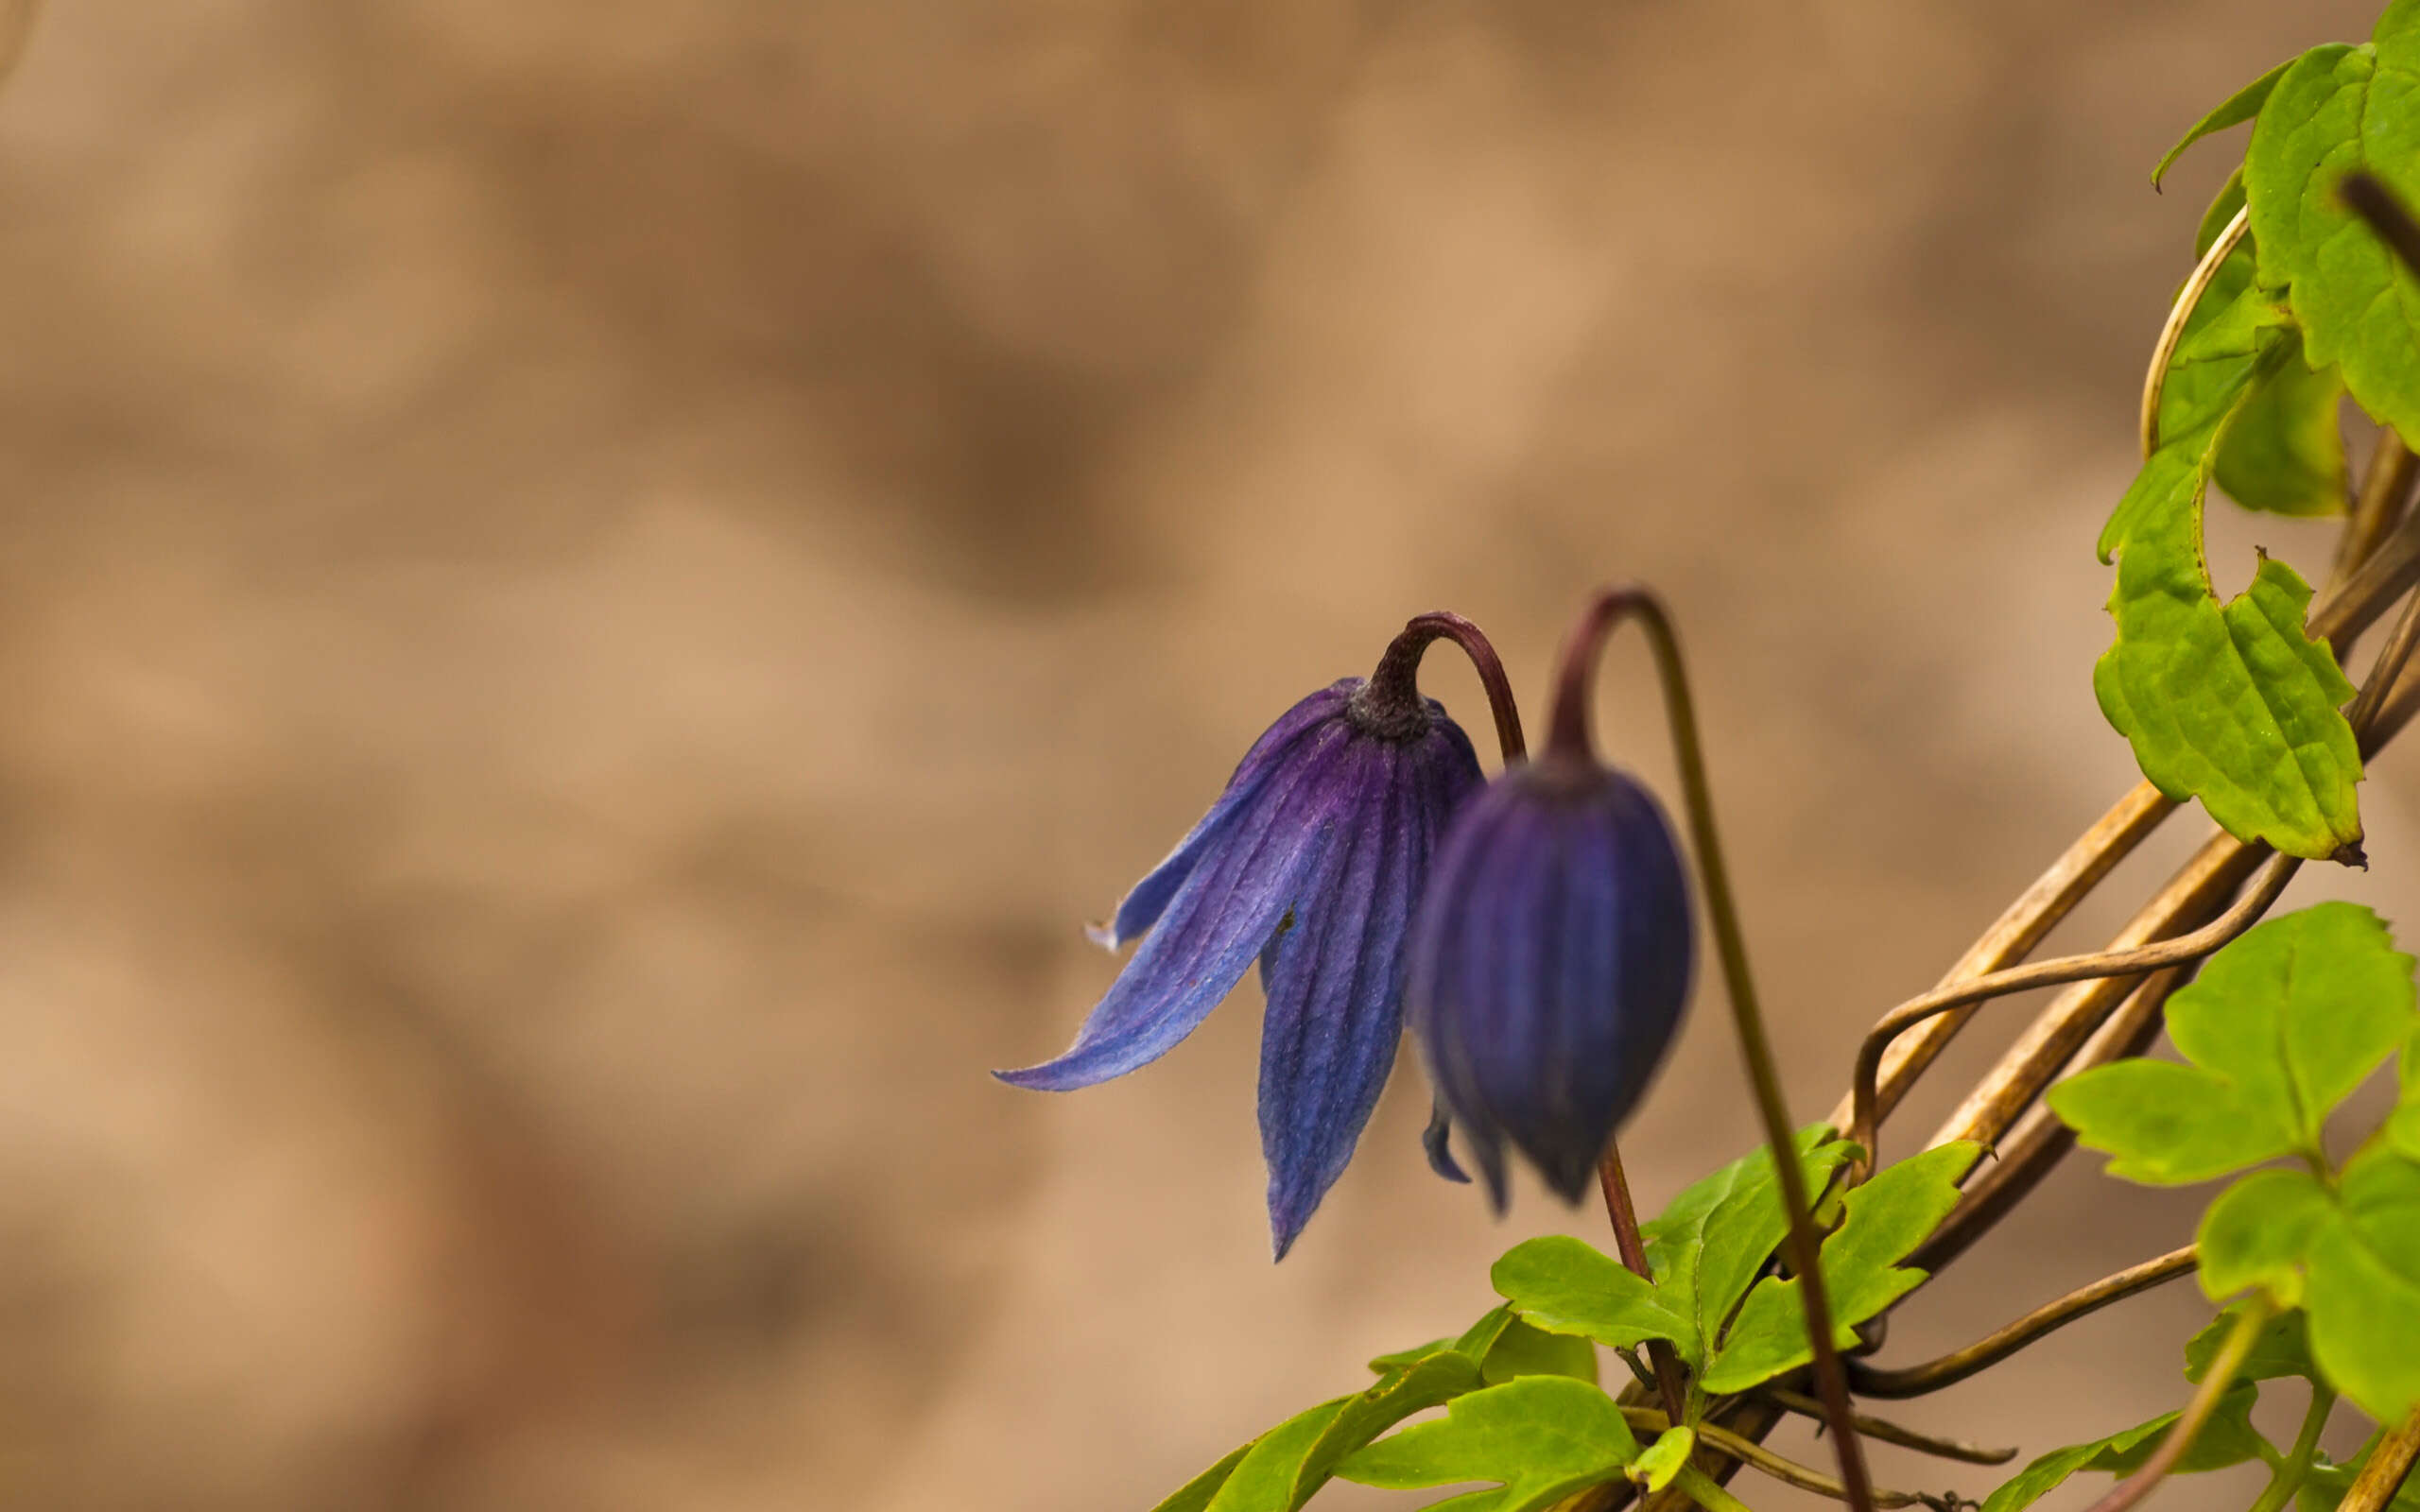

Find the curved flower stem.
xmin=1847 ymin=1245 xmax=2195 ymax=1399
xmin=1846 ymin=850 xmax=2298 ymax=1177
xmin=2340 ymin=1411 xmax=2420 ymax=1512
xmin=2245 ymin=1383 xmax=2337 ymax=1512
xmin=1599 ymin=1143 xmax=1691 ymax=1426
xmin=1754 ymin=1387 xmax=2015 ymax=1465
xmin=1368 ymin=610 xmax=1527 ymax=762
xmin=2079 ymin=1297 xmax=2274 ymax=1512
xmin=1550 ymin=583 xmax=1874 ymax=1512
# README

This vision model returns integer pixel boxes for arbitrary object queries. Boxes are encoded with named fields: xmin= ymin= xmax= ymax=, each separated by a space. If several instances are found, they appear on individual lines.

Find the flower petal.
xmin=1091 ymin=682 xmax=1354 ymax=950
xmin=1257 ymin=741 xmax=1416 ymax=1258
xmin=996 ymin=721 xmax=1353 ymax=1091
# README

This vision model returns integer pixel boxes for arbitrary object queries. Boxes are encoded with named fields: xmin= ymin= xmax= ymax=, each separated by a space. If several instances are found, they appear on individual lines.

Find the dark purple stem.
xmin=1357 ymin=610 xmax=1527 ymax=764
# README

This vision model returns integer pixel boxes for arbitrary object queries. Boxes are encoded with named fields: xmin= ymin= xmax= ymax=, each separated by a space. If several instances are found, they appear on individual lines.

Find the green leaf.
xmin=1629 ymin=1427 xmax=1696 ymax=1494
xmin=2243 ymin=19 xmax=2420 ymax=442
xmin=2302 ymin=1445 xmax=2420 ymax=1512
xmin=1979 ymin=1382 xmax=2264 ymax=1512
xmin=1184 ymin=1401 xmax=1346 ymax=1512
xmin=2388 ymin=1100 xmax=2420 ymax=1160
xmin=1154 ymin=1443 xmax=1255 ymax=1512
xmin=1192 ymin=1352 xmax=1489 ymax=1512
xmin=2148 ymin=249 xmax=2287 ymax=450
xmin=1338 ymin=1376 xmax=1640 ymax=1512
xmin=1491 ymin=1238 xmax=1690 ymax=1355
xmin=2194 ymin=1152 xmax=2420 ymax=1421
xmin=2199 ymin=1167 xmax=2337 ymax=1305
xmin=2199 ymin=165 xmax=2250 ymax=260
xmin=1366 ymin=1338 xmax=1452 ymax=1374
xmin=1479 ymin=1316 xmax=1598 ymax=1386
xmin=1452 ymin=1305 xmax=1519 ymax=1362
xmin=2050 ymin=903 xmax=2414 ymax=1182
xmin=1374 ymin=1306 xmax=1599 ymax=1388
xmin=2154 ymin=60 xmax=2292 ymax=188
xmin=2093 ymin=433 xmax=2363 ymax=860
xmin=1638 ymin=1126 xmax=1858 ymax=1372
xmin=2307 ymin=1148 xmax=2420 ymax=1420
xmin=1699 ymin=1142 xmax=1980 ymax=1395
xmin=2215 ymin=331 xmax=2348 ymax=517
xmin=2185 ymin=1303 xmax=2316 ymax=1382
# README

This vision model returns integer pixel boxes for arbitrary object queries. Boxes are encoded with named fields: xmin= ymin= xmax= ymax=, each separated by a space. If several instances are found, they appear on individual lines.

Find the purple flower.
xmin=1407 ymin=752 xmax=1696 ymax=1211
xmin=996 ymin=666 xmax=1486 ymax=1258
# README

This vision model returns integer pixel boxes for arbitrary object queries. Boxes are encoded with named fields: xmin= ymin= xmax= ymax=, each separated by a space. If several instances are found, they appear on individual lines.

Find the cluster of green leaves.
xmin=2095 ymin=0 xmax=2420 ymax=862
xmin=1153 ymin=1134 xmax=1971 ymax=1512
xmin=1491 ymin=1132 xmax=1975 ymax=1404
xmin=2049 ymin=902 xmax=2420 ymax=1420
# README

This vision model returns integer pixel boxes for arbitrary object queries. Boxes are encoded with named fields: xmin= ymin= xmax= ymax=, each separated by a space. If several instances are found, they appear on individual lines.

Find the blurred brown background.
xmin=1 ymin=2 xmax=2414 ymax=1509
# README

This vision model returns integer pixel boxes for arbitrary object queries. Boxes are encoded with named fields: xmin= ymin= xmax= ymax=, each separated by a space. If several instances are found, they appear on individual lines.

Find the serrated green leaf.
xmin=1491 ymin=1237 xmax=1690 ymax=1357
xmin=1979 ymin=1382 xmax=2264 ymax=1512
xmin=1629 ymin=1427 xmax=1696 ymax=1494
xmin=2051 ymin=903 xmax=2414 ymax=1181
xmin=2055 ymin=1061 xmax=2299 ymax=1185
xmin=1638 ymin=1126 xmax=1857 ymax=1372
xmin=2194 ymin=1152 xmax=2420 ymax=1421
xmin=1337 ymin=1376 xmax=1639 ymax=1512
xmin=2093 ymin=440 xmax=2363 ymax=860
xmin=1479 ymin=1316 xmax=1598 ymax=1386
xmin=2186 ymin=1303 xmax=2316 ymax=1382
xmin=1699 ymin=1142 xmax=1980 ymax=1395
xmin=2244 ymin=18 xmax=2420 ymax=442
xmin=2200 ymin=166 xmax=2250 ymax=260
xmin=2306 ymin=1149 xmax=2420 ymax=1420
xmin=2155 ymin=60 xmax=2292 ymax=189
xmin=2200 ymin=1169 xmax=2334 ymax=1304
xmin=2216 ymin=331 xmax=2348 ymax=517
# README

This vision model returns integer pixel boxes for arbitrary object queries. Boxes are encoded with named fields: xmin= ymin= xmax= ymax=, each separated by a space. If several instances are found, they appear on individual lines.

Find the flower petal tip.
xmin=1082 ymin=918 xmax=1120 ymax=952
xmin=1424 ymin=1104 xmax=1471 ymax=1184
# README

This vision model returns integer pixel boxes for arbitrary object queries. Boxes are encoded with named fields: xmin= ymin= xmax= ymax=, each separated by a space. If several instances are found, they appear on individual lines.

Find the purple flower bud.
xmin=996 ymin=643 xmax=1490 ymax=1258
xmin=1407 ymin=751 xmax=1696 ymax=1211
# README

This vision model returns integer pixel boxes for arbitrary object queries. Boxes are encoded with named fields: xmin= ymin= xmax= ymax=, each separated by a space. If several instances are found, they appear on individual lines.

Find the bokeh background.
xmin=1 ymin=2 xmax=2415 ymax=1508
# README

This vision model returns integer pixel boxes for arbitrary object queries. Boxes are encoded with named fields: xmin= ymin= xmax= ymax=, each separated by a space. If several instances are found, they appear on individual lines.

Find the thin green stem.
xmin=2245 ymin=1383 xmax=2337 ymax=1512
xmin=1672 ymin=1465 xmax=1757 ymax=1512
xmin=1547 ymin=584 xmax=1873 ymax=1512
xmin=2078 ymin=1297 xmax=2275 ymax=1512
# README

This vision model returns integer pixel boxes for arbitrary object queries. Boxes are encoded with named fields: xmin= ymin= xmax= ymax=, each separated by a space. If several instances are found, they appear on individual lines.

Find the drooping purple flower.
xmin=995 ymin=626 xmax=1496 ymax=1258
xmin=1408 ymin=750 xmax=1696 ymax=1211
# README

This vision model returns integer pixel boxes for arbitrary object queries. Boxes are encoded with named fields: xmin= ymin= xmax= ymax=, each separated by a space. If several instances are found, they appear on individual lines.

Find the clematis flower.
xmin=996 ymin=616 xmax=1512 ymax=1258
xmin=1408 ymin=604 xmax=1697 ymax=1211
